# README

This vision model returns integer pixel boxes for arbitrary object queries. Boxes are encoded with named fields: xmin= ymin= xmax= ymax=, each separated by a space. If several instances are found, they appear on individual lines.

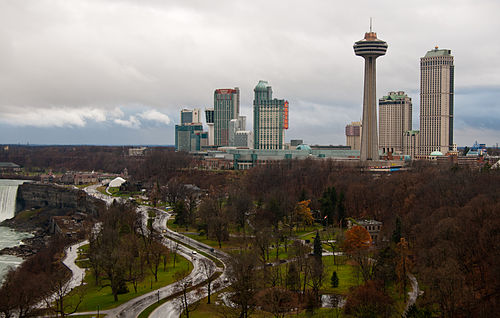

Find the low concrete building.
xmin=349 ymin=219 xmax=383 ymax=243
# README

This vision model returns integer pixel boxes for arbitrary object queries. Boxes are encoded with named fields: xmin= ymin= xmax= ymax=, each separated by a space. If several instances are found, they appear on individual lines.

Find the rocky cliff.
xmin=15 ymin=183 xmax=103 ymax=216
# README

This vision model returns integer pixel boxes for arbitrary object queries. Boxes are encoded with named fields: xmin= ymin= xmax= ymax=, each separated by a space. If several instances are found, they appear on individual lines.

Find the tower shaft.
xmin=360 ymin=57 xmax=379 ymax=160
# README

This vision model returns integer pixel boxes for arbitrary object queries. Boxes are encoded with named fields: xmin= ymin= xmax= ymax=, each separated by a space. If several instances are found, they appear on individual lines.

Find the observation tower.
xmin=353 ymin=23 xmax=388 ymax=161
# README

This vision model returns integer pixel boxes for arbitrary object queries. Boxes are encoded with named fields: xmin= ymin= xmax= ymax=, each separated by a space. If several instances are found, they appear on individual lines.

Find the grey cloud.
xmin=0 ymin=0 xmax=499 ymax=145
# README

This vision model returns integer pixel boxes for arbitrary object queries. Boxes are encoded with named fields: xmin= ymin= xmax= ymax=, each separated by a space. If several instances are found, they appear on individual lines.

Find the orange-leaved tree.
xmin=343 ymin=225 xmax=373 ymax=282
xmin=343 ymin=225 xmax=372 ymax=253
xmin=294 ymin=200 xmax=313 ymax=231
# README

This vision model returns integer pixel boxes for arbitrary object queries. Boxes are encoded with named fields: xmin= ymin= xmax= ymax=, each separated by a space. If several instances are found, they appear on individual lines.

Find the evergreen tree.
xmin=331 ymin=271 xmax=339 ymax=288
xmin=299 ymin=188 xmax=308 ymax=202
xmin=337 ymin=191 xmax=346 ymax=227
xmin=173 ymin=200 xmax=187 ymax=226
xmin=392 ymin=217 xmax=402 ymax=244
xmin=320 ymin=187 xmax=337 ymax=226
xmin=313 ymin=231 xmax=322 ymax=259
xmin=286 ymin=262 xmax=300 ymax=291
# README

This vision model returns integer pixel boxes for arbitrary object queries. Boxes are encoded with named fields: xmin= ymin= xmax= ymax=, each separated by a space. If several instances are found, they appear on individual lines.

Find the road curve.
xmin=148 ymin=211 xmax=231 ymax=318
xmin=77 ymin=185 xmax=230 ymax=318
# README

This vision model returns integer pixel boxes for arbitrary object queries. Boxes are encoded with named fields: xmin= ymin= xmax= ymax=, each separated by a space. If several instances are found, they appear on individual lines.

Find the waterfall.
xmin=0 ymin=180 xmax=25 ymax=222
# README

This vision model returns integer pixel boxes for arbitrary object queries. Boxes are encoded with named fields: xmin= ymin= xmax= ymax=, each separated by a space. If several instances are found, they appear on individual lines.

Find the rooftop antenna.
xmin=370 ymin=17 xmax=372 ymax=32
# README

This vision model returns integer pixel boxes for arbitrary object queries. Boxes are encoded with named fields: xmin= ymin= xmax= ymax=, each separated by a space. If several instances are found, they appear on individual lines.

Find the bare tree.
xmin=228 ymin=251 xmax=260 ymax=318
xmin=44 ymin=268 xmax=86 ymax=318
xmin=257 ymin=287 xmax=297 ymax=318
xmin=199 ymin=259 xmax=216 ymax=304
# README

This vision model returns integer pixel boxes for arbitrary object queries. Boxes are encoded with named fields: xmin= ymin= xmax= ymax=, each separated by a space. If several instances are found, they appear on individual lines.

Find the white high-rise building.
xmin=205 ymin=108 xmax=215 ymax=146
xmin=234 ymin=131 xmax=253 ymax=148
xmin=180 ymin=108 xmax=201 ymax=125
xmin=419 ymin=47 xmax=454 ymax=155
xmin=403 ymin=130 xmax=420 ymax=158
xmin=379 ymin=91 xmax=412 ymax=155
xmin=253 ymin=80 xmax=289 ymax=150
xmin=228 ymin=116 xmax=247 ymax=147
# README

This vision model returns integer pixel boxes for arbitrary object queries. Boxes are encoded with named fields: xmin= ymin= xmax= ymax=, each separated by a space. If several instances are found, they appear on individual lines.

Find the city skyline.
xmin=0 ymin=1 xmax=499 ymax=147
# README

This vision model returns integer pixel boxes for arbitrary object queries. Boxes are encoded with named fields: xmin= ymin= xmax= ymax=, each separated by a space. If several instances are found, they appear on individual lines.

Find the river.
xmin=0 ymin=179 xmax=33 ymax=282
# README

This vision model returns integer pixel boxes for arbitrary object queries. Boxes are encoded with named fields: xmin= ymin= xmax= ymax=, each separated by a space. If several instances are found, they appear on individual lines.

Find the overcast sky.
xmin=1 ymin=0 xmax=499 ymax=146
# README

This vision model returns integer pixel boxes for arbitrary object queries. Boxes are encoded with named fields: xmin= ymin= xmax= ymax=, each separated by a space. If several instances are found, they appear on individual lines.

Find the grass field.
xmin=187 ymin=293 xmax=344 ymax=318
xmin=65 ymin=251 xmax=193 ymax=313
xmin=320 ymin=255 xmax=360 ymax=295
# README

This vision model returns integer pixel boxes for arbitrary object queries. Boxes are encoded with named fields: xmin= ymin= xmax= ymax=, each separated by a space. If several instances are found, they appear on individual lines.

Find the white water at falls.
xmin=0 ymin=180 xmax=32 ymax=283
xmin=0 ymin=180 xmax=25 ymax=221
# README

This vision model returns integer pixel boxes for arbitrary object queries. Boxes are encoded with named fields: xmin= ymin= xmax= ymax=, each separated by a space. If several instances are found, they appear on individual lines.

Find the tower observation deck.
xmin=353 ymin=30 xmax=388 ymax=161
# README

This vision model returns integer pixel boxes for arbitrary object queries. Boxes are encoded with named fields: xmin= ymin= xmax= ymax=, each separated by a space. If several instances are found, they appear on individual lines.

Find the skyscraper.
xmin=180 ymin=108 xmax=201 ymax=125
xmin=419 ymin=47 xmax=454 ymax=155
xmin=205 ymin=108 xmax=215 ymax=146
xmin=228 ymin=116 xmax=247 ymax=147
xmin=175 ymin=124 xmax=203 ymax=152
xmin=253 ymin=80 xmax=289 ymax=150
xmin=214 ymin=88 xmax=240 ymax=147
xmin=379 ymin=91 xmax=412 ymax=154
xmin=345 ymin=121 xmax=362 ymax=151
xmin=353 ymin=27 xmax=388 ymax=161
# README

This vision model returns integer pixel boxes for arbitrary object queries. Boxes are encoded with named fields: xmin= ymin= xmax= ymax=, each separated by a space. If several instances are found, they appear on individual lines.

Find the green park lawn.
xmin=320 ymin=255 xmax=360 ymax=295
xmin=65 ymin=247 xmax=193 ymax=313
xmin=187 ymin=292 xmax=343 ymax=318
xmin=167 ymin=219 xmax=248 ymax=251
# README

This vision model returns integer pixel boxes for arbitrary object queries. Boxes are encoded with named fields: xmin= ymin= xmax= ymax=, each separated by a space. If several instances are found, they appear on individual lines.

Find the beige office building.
xmin=419 ymin=47 xmax=454 ymax=155
xmin=345 ymin=121 xmax=362 ymax=150
xmin=403 ymin=130 xmax=420 ymax=158
xmin=379 ymin=91 xmax=412 ymax=154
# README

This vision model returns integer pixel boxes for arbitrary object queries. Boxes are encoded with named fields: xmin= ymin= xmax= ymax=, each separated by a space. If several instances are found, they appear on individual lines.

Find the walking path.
xmin=62 ymin=240 xmax=89 ymax=291
xmin=404 ymin=273 xmax=422 ymax=315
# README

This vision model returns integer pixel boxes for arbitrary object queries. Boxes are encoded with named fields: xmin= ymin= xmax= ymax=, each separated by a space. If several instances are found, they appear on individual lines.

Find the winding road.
xmin=64 ymin=185 xmax=230 ymax=318
xmin=148 ymin=211 xmax=231 ymax=318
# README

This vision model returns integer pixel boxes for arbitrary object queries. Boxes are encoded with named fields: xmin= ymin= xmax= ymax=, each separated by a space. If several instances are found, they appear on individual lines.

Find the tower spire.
xmin=370 ymin=17 xmax=372 ymax=32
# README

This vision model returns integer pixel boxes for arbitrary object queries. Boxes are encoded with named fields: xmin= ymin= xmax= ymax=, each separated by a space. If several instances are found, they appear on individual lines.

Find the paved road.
xmin=74 ymin=186 xmax=231 ymax=317
xmin=83 ymin=183 xmax=124 ymax=206
xmin=149 ymin=211 xmax=231 ymax=318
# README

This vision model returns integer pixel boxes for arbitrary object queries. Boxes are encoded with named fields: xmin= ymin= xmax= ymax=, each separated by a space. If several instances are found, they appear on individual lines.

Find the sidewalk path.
xmin=62 ymin=240 xmax=89 ymax=291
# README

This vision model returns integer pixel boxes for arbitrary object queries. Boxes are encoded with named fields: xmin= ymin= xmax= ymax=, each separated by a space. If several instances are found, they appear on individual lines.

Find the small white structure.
xmin=109 ymin=177 xmax=126 ymax=188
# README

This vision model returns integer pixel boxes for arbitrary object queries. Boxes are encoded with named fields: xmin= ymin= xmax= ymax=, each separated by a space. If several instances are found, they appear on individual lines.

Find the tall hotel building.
xmin=253 ymin=80 xmax=289 ymax=150
xmin=419 ymin=47 xmax=454 ymax=155
xmin=180 ymin=108 xmax=201 ymax=125
xmin=205 ymin=108 xmax=215 ymax=146
xmin=379 ymin=91 xmax=412 ymax=154
xmin=175 ymin=108 xmax=203 ymax=152
xmin=214 ymin=88 xmax=240 ymax=147
xmin=345 ymin=121 xmax=362 ymax=151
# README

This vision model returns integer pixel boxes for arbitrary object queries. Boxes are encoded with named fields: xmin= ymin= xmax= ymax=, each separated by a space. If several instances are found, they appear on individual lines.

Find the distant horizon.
xmin=0 ymin=143 xmax=496 ymax=149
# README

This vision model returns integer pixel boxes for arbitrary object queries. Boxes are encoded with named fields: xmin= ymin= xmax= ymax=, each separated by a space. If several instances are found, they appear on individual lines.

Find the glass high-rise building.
xmin=214 ymin=88 xmax=239 ymax=146
xmin=253 ymin=80 xmax=289 ymax=150
xmin=419 ymin=47 xmax=454 ymax=155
